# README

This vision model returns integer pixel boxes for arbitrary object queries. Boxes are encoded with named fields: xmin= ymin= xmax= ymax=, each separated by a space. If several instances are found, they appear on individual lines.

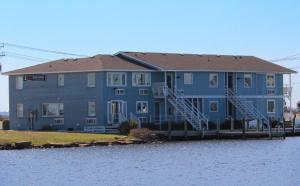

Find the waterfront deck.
xmin=154 ymin=128 xmax=300 ymax=139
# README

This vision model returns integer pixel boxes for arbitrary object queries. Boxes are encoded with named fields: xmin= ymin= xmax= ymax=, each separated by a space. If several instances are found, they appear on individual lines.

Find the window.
xmin=54 ymin=118 xmax=64 ymax=125
xmin=209 ymin=73 xmax=218 ymax=88
xmin=42 ymin=103 xmax=64 ymax=117
xmin=244 ymin=74 xmax=252 ymax=88
xmin=132 ymin=72 xmax=151 ymax=86
xmin=17 ymin=103 xmax=24 ymax=118
xmin=136 ymin=101 xmax=148 ymax=114
xmin=267 ymin=100 xmax=275 ymax=113
xmin=86 ymin=118 xmax=97 ymax=125
xmin=184 ymin=73 xmax=193 ymax=84
xmin=24 ymin=74 xmax=46 ymax=81
xmin=88 ymin=102 xmax=96 ymax=117
xmin=16 ymin=76 xmax=23 ymax=90
xmin=107 ymin=72 xmax=126 ymax=87
xmin=87 ymin=73 xmax=96 ymax=87
xmin=58 ymin=74 xmax=64 ymax=86
xmin=209 ymin=101 xmax=218 ymax=112
xmin=139 ymin=89 xmax=149 ymax=95
xmin=266 ymin=74 xmax=275 ymax=88
xmin=115 ymin=88 xmax=125 ymax=95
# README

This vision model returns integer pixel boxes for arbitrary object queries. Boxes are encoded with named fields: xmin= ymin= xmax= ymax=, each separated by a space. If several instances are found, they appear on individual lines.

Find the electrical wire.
xmin=1 ymin=42 xmax=88 ymax=57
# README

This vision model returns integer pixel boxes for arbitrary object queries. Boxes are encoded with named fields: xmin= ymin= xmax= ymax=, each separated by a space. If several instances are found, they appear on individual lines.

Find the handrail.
xmin=130 ymin=112 xmax=141 ymax=128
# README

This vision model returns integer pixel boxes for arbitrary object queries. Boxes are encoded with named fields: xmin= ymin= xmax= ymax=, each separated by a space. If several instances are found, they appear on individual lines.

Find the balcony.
xmin=152 ymin=82 xmax=167 ymax=98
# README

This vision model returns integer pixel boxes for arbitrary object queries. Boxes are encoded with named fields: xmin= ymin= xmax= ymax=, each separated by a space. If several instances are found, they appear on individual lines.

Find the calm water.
xmin=0 ymin=138 xmax=300 ymax=186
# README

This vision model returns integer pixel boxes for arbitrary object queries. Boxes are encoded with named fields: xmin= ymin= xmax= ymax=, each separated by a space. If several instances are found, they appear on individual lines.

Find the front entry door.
xmin=107 ymin=101 xmax=127 ymax=124
xmin=166 ymin=73 xmax=174 ymax=91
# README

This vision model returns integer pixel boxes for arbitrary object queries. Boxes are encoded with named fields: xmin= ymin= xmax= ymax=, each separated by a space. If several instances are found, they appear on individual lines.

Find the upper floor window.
xmin=88 ymin=102 xmax=96 ymax=117
xmin=58 ymin=74 xmax=64 ymax=87
xmin=132 ymin=72 xmax=151 ymax=86
xmin=107 ymin=72 xmax=126 ymax=87
xmin=136 ymin=101 xmax=148 ymax=114
xmin=244 ymin=74 xmax=252 ymax=88
xmin=267 ymin=100 xmax=275 ymax=113
xmin=266 ymin=74 xmax=275 ymax=88
xmin=184 ymin=73 xmax=193 ymax=84
xmin=16 ymin=76 xmax=23 ymax=90
xmin=24 ymin=74 xmax=46 ymax=81
xmin=42 ymin=103 xmax=64 ymax=117
xmin=209 ymin=73 xmax=218 ymax=88
xmin=87 ymin=73 xmax=96 ymax=87
xmin=16 ymin=103 xmax=24 ymax=118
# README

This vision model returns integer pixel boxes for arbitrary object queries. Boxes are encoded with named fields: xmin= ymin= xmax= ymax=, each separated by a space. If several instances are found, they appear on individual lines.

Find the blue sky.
xmin=0 ymin=0 xmax=300 ymax=111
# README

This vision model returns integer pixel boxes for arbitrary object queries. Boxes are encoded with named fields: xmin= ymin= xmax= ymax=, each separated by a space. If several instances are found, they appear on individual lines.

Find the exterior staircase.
xmin=166 ymin=87 xmax=208 ymax=131
xmin=226 ymin=88 xmax=269 ymax=127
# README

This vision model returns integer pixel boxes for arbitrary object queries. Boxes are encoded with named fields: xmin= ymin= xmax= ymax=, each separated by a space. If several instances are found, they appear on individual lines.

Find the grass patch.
xmin=0 ymin=130 xmax=127 ymax=146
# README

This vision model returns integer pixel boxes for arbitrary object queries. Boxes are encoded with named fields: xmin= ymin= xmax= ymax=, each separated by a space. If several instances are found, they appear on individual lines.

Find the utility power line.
xmin=0 ymin=42 xmax=88 ymax=57
xmin=1 ymin=51 xmax=50 ymax=62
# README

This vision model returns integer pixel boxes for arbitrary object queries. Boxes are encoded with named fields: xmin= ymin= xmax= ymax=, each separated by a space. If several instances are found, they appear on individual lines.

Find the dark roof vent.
xmin=217 ymin=55 xmax=221 ymax=58
xmin=49 ymin=64 xmax=52 ymax=68
xmin=180 ymin=54 xmax=184 ymax=56
xmin=208 ymin=58 xmax=210 ymax=62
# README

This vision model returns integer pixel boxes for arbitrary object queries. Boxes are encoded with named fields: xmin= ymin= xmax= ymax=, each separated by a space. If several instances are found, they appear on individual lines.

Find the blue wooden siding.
xmin=9 ymin=70 xmax=285 ymax=130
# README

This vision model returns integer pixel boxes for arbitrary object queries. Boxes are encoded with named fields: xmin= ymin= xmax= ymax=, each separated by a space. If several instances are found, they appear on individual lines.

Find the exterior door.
xmin=166 ymin=73 xmax=174 ymax=90
xmin=107 ymin=101 xmax=127 ymax=124
xmin=154 ymin=101 xmax=161 ymax=123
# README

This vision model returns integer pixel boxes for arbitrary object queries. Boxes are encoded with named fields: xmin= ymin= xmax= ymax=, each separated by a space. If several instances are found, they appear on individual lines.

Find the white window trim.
xmin=42 ymin=103 xmax=64 ymax=117
xmin=209 ymin=73 xmax=218 ymax=88
xmin=267 ymin=100 xmax=276 ymax=114
xmin=107 ymin=72 xmax=127 ymax=87
xmin=184 ymin=73 xmax=193 ymax=85
xmin=16 ymin=103 xmax=24 ymax=118
xmin=209 ymin=101 xmax=219 ymax=112
xmin=266 ymin=74 xmax=275 ymax=88
xmin=16 ymin=76 xmax=23 ymax=90
xmin=139 ymin=89 xmax=149 ymax=95
xmin=88 ymin=102 xmax=96 ymax=117
xmin=136 ymin=101 xmax=149 ymax=114
xmin=87 ymin=73 xmax=96 ymax=88
xmin=86 ymin=118 xmax=97 ymax=125
xmin=132 ymin=72 xmax=151 ymax=87
xmin=53 ymin=118 xmax=64 ymax=125
xmin=244 ymin=73 xmax=252 ymax=88
xmin=115 ymin=88 xmax=125 ymax=96
xmin=58 ymin=74 xmax=64 ymax=87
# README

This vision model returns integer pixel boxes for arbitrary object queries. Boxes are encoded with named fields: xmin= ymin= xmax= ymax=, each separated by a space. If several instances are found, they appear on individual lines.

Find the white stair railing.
xmin=166 ymin=87 xmax=208 ymax=131
xmin=226 ymin=88 xmax=270 ymax=128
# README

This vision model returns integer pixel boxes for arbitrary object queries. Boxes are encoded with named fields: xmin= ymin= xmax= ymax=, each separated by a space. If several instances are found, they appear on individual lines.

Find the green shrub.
xmin=119 ymin=120 xmax=137 ymax=135
xmin=2 ymin=120 xmax=10 ymax=130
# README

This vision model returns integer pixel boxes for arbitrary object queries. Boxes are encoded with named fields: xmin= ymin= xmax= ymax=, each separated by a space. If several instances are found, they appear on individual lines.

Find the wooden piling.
xmin=293 ymin=115 xmax=296 ymax=136
xmin=242 ymin=119 xmax=246 ymax=139
xmin=168 ymin=121 xmax=172 ymax=140
xmin=268 ymin=119 xmax=272 ymax=140
xmin=283 ymin=118 xmax=286 ymax=139
xmin=184 ymin=121 xmax=187 ymax=139
xmin=217 ymin=120 xmax=220 ymax=139
xmin=230 ymin=118 xmax=234 ymax=131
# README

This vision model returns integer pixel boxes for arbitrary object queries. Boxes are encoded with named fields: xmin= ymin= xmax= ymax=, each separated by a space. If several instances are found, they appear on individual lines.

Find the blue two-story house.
xmin=3 ymin=52 xmax=296 ymax=132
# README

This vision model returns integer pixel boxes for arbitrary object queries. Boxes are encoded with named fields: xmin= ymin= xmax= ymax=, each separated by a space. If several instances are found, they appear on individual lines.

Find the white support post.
xmin=289 ymin=73 xmax=292 ymax=119
xmin=164 ymin=72 xmax=168 ymax=124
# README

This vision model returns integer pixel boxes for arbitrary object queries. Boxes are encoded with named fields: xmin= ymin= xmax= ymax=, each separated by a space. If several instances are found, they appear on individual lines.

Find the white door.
xmin=107 ymin=101 xmax=127 ymax=124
